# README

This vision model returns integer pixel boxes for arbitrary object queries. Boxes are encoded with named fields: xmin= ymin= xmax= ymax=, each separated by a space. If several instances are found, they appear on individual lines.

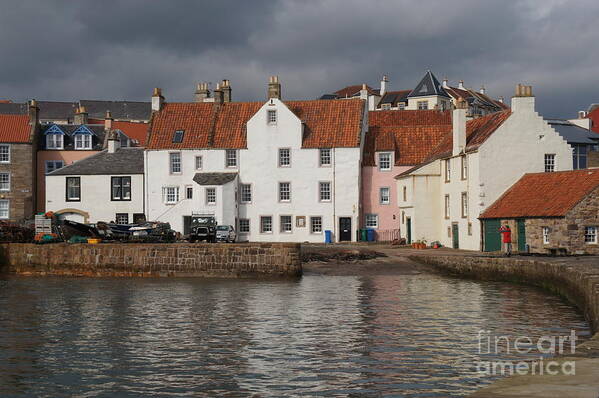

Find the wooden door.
xmin=484 ymin=219 xmax=501 ymax=252
xmin=452 ymin=223 xmax=459 ymax=249
xmin=339 ymin=217 xmax=352 ymax=241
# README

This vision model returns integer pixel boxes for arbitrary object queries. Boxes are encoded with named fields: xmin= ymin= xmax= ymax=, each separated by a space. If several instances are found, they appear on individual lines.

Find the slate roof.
xmin=408 ymin=71 xmax=450 ymax=99
xmin=0 ymin=102 xmax=27 ymax=115
xmin=39 ymin=124 xmax=106 ymax=150
xmin=193 ymin=172 xmax=238 ymax=186
xmin=378 ymin=90 xmax=411 ymax=107
xmin=49 ymin=147 xmax=144 ymax=175
xmin=79 ymin=100 xmax=151 ymax=121
xmin=547 ymin=119 xmax=598 ymax=144
xmin=0 ymin=114 xmax=31 ymax=143
xmin=365 ymin=110 xmax=452 ymax=166
xmin=37 ymin=101 xmax=78 ymax=120
xmin=147 ymin=99 xmax=365 ymax=150
xmin=480 ymin=169 xmax=599 ymax=219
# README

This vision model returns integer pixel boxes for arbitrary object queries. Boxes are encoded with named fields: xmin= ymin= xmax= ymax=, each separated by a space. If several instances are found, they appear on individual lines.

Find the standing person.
xmin=499 ymin=224 xmax=512 ymax=256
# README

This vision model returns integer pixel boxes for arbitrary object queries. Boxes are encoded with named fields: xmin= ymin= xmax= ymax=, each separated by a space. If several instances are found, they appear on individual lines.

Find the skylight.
xmin=173 ymin=130 xmax=184 ymax=143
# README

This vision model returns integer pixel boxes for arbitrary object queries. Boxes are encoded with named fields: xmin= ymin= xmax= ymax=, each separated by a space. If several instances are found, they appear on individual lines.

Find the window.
xmin=378 ymin=152 xmax=391 ymax=171
xmin=240 ymin=184 xmax=252 ymax=203
xmin=279 ymin=148 xmax=290 ymax=167
xmin=172 ymin=130 xmax=184 ymax=143
xmin=195 ymin=155 xmax=203 ymax=170
xmin=545 ymin=154 xmax=555 ymax=173
xmin=417 ymin=100 xmax=428 ymax=110
xmin=46 ymin=134 xmax=63 ymax=150
xmin=461 ymin=156 xmax=468 ymax=180
xmin=163 ymin=186 xmax=179 ymax=204
xmin=445 ymin=159 xmax=451 ymax=182
xmin=319 ymin=181 xmax=331 ymax=201
xmin=0 ymin=144 xmax=9 ymax=163
xmin=365 ymin=214 xmax=378 ymax=228
xmin=380 ymin=187 xmax=390 ymax=204
xmin=0 ymin=200 xmax=8 ymax=219
xmin=468 ymin=222 xmax=473 ymax=236
xmin=226 ymin=149 xmax=237 ymax=167
xmin=115 ymin=213 xmax=129 ymax=225
xmin=111 ymin=176 xmax=131 ymax=201
xmin=399 ymin=103 xmax=406 ymax=110
xmin=319 ymin=149 xmax=331 ymax=166
xmin=280 ymin=215 xmax=292 ymax=233
xmin=0 ymin=173 xmax=9 ymax=191
xmin=381 ymin=103 xmax=391 ymax=110
xmin=186 ymin=186 xmax=193 ymax=200
xmin=169 ymin=152 xmax=181 ymax=173
xmin=573 ymin=144 xmax=588 ymax=170
xmin=66 ymin=177 xmax=81 ymax=201
xmin=542 ymin=227 xmax=550 ymax=244
xmin=444 ymin=194 xmax=450 ymax=219
xmin=310 ymin=216 xmax=323 ymax=233
xmin=403 ymin=186 xmax=407 ymax=202
xmin=585 ymin=226 xmax=597 ymax=244
xmin=267 ymin=110 xmax=277 ymax=124
xmin=74 ymin=134 xmax=92 ymax=150
xmin=206 ymin=188 xmax=216 ymax=204
xmin=239 ymin=219 xmax=250 ymax=233
xmin=260 ymin=216 xmax=272 ymax=233
xmin=120 ymin=133 xmax=129 ymax=148
xmin=279 ymin=182 xmax=291 ymax=202
xmin=461 ymin=192 xmax=468 ymax=218
xmin=45 ymin=160 xmax=64 ymax=174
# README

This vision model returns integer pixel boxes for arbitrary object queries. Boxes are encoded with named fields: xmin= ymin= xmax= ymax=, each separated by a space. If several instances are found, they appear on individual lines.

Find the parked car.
xmin=189 ymin=215 xmax=217 ymax=242
xmin=215 ymin=225 xmax=236 ymax=243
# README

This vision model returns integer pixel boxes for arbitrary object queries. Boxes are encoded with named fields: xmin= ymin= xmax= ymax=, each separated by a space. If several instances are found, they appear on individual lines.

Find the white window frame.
xmin=279 ymin=182 xmax=291 ymax=202
xmin=379 ymin=187 xmax=390 ymax=205
xmin=267 ymin=109 xmax=277 ymax=125
xmin=115 ymin=213 xmax=129 ymax=225
xmin=185 ymin=185 xmax=193 ymax=200
xmin=195 ymin=155 xmax=203 ymax=170
xmin=542 ymin=227 xmax=550 ymax=245
xmin=0 ymin=199 xmax=9 ymax=219
xmin=461 ymin=155 xmax=468 ymax=180
xmin=280 ymin=215 xmax=292 ymax=233
xmin=585 ymin=226 xmax=597 ymax=244
xmin=205 ymin=187 xmax=216 ymax=205
xmin=74 ymin=134 xmax=92 ymax=150
xmin=0 ymin=144 xmax=10 ymax=163
xmin=319 ymin=148 xmax=331 ymax=167
xmin=365 ymin=214 xmax=378 ymax=228
xmin=444 ymin=194 xmax=450 ymax=219
xmin=319 ymin=181 xmax=331 ymax=202
xmin=239 ymin=218 xmax=250 ymax=234
xmin=445 ymin=159 xmax=451 ymax=182
xmin=545 ymin=154 xmax=555 ymax=173
xmin=225 ymin=149 xmax=238 ymax=168
xmin=0 ymin=173 xmax=10 ymax=192
xmin=46 ymin=134 xmax=64 ymax=150
xmin=169 ymin=152 xmax=181 ymax=174
xmin=310 ymin=216 xmax=323 ymax=234
xmin=240 ymin=184 xmax=252 ymax=203
xmin=378 ymin=152 xmax=392 ymax=171
xmin=66 ymin=177 xmax=81 ymax=201
xmin=461 ymin=192 xmax=468 ymax=218
xmin=163 ymin=186 xmax=179 ymax=204
xmin=260 ymin=216 xmax=273 ymax=233
xmin=417 ymin=100 xmax=428 ymax=110
xmin=45 ymin=160 xmax=64 ymax=174
xmin=278 ymin=148 xmax=291 ymax=167
xmin=381 ymin=103 xmax=391 ymax=110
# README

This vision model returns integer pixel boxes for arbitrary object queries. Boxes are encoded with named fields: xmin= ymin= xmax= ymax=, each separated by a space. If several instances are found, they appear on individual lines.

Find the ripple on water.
xmin=0 ymin=273 xmax=590 ymax=397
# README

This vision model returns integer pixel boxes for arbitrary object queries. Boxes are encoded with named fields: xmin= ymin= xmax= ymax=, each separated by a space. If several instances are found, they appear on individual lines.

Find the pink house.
xmin=362 ymin=110 xmax=451 ymax=239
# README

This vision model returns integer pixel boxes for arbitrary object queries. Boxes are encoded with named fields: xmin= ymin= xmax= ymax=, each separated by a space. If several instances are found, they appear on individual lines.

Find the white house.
xmin=46 ymin=132 xmax=145 ymax=224
xmin=396 ymin=84 xmax=573 ymax=250
xmin=144 ymin=77 xmax=368 ymax=242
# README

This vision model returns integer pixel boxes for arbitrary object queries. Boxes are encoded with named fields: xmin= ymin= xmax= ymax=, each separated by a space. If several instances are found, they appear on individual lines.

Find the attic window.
xmin=173 ymin=130 xmax=184 ymax=143
xmin=268 ymin=110 xmax=277 ymax=125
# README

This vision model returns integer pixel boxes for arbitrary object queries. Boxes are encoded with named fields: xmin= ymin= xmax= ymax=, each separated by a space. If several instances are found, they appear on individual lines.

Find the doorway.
xmin=517 ymin=219 xmax=526 ymax=252
xmin=452 ymin=223 xmax=459 ymax=249
xmin=406 ymin=217 xmax=412 ymax=244
xmin=483 ymin=219 xmax=501 ymax=252
xmin=339 ymin=217 xmax=352 ymax=241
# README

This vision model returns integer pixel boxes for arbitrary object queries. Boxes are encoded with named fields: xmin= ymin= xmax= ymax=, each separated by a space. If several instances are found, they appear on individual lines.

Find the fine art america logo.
xmin=475 ymin=330 xmax=577 ymax=376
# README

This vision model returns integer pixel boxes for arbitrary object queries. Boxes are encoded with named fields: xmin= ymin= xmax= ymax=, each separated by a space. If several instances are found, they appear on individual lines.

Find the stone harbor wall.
xmin=0 ymin=242 xmax=302 ymax=278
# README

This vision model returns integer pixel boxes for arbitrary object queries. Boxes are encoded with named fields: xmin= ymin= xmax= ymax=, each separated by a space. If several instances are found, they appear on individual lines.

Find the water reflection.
xmin=0 ymin=273 xmax=589 ymax=397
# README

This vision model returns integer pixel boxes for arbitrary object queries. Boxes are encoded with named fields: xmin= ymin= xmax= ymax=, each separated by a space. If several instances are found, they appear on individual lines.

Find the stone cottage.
xmin=480 ymin=169 xmax=599 ymax=255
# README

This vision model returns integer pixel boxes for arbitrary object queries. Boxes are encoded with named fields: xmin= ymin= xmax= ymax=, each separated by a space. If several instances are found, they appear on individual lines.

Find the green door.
xmin=484 ymin=219 xmax=502 ymax=252
xmin=517 ymin=219 xmax=526 ymax=252
xmin=406 ymin=218 xmax=412 ymax=244
xmin=452 ymin=223 xmax=459 ymax=249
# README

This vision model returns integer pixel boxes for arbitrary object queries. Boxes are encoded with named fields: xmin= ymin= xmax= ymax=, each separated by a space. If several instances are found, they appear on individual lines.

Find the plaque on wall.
xmin=296 ymin=216 xmax=306 ymax=228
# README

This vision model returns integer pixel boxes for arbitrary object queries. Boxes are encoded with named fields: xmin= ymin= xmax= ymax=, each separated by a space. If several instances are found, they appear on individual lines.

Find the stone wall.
xmin=588 ymin=151 xmax=599 ymax=168
xmin=0 ymin=242 xmax=302 ymax=278
xmin=0 ymin=143 xmax=35 ymax=222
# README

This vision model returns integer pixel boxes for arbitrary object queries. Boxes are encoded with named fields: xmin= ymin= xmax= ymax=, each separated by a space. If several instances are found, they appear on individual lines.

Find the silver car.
xmin=215 ymin=225 xmax=236 ymax=243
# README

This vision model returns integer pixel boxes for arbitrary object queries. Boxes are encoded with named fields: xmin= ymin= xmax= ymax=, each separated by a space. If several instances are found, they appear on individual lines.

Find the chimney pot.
xmin=268 ymin=75 xmax=282 ymax=99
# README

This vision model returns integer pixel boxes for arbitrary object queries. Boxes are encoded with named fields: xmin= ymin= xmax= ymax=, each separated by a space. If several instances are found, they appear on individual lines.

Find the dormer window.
xmin=46 ymin=134 xmax=63 ymax=150
xmin=74 ymin=134 xmax=92 ymax=150
xmin=173 ymin=130 xmax=184 ymax=143
xmin=267 ymin=110 xmax=277 ymax=125
xmin=417 ymin=101 xmax=428 ymax=110
xmin=381 ymin=103 xmax=391 ymax=110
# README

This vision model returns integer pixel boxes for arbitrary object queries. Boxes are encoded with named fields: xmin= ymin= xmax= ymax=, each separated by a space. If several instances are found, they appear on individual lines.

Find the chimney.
xmin=479 ymin=85 xmax=486 ymax=95
xmin=359 ymin=83 xmax=369 ymax=99
xmin=268 ymin=75 xmax=281 ymax=99
xmin=511 ymin=83 xmax=535 ymax=113
xmin=498 ymin=96 xmax=504 ymax=103
xmin=107 ymin=129 xmax=120 ymax=153
xmin=104 ymin=110 xmax=113 ymax=131
xmin=213 ymin=83 xmax=224 ymax=104
xmin=152 ymin=87 xmax=164 ymax=112
xmin=28 ymin=99 xmax=39 ymax=126
xmin=194 ymin=82 xmax=210 ymax=102
xmin=74 ymin=106 xmax=88 ymax=125
xmin=578 ymin=110 xmax=587 ymax=119
xmin=442 ymin=77 xmax=449 ymax=89
xmin=221 ymin=79 xmax=232 ymax=103
xmin=458 ymin=80 xmax=465 ymax=90
xmin=452 ymin=98 xmax=467 ymax=156
xmin=380 ymin=75 xmax=388 ymax=96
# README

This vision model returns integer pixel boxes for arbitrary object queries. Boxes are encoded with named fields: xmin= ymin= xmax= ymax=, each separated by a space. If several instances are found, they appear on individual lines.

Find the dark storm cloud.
xmin=0 ymin=0 xmax=597 ymax=117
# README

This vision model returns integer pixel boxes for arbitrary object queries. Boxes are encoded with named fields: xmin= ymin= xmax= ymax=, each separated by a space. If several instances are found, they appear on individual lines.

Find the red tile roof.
xmin=334 ymin=84 xmax=378 ymax=98
xmin=364 ymin=110 xmax=452 ymax=166
xmin=0 ymin=100 xmax=12 ymax=103
xmin=0 ymin=114 xmax=31 ymax=143
xmin=88 ymin=118 xmax=150 ymax=146
xmin=147 ymin=99 xmax=365 ymax=150
xmin=481 ymin=169 xmax=599 ymax=219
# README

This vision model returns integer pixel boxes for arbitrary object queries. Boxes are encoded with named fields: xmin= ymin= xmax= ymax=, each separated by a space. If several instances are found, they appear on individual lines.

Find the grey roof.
xmin=79 ymin=100 xmax=151 ymax=121
xmin=0 ymin=102 xmax=27 ymax=114
xmin=379 ymin=90 xmax=411 ymax=106
xmin=193 ymin=172 xmax=238 ymax=185
xmin=49 ymin=147 xmax=144 ymax=175
xmin=37 ymin=101 xmax=78 ymax=120
xmin=547 ymin=119 xmax=598 ymax=145
xmin=319 ymin=94 xmax=338 ymax=100
xmin=408 ymin=71 xmax=450 ymax=99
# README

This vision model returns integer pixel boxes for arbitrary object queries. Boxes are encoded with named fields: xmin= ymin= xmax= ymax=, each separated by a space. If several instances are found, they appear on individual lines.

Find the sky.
xmin=0 ymin=0 xmax=597 ymax=118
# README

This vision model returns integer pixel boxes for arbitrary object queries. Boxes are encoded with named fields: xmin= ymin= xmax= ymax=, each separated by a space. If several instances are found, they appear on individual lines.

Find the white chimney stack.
xmin=452 ymin=98 xmax=467 ymax=156
xmin=479 ymin=85 xmax=486 ymax=95
xmin=360 ymin=83 xmax=369 ymax=99
xmin=107 ymin=130 xmax=120 ymax=153
xmin=151 ymin=88 xmax=164 ymax=112
xmin=511 ymin=83 xmax=535 ymax=113
xmin=458 ymin=80 xmax=465 ymax=90
xmin=442 ymin=77 xmax=449 ymax=89
xmin=380 ymin=75 xmax=388 ymax=96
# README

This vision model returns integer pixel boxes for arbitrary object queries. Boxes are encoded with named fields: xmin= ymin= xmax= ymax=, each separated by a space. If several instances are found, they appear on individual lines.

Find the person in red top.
xmin=499 ymin=224 xmax=512 ymax=256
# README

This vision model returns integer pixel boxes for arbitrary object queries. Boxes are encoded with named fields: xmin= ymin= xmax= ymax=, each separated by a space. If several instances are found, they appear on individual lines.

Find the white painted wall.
xmin=46 ymin=174 xmax=144 ymax=223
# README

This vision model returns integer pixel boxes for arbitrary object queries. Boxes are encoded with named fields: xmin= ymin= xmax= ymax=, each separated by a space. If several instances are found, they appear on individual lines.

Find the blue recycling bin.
xmin=325 ymin=230 xmax=333 ymax=243
xmin=367 ymin=229 xmax=375 ymax=242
